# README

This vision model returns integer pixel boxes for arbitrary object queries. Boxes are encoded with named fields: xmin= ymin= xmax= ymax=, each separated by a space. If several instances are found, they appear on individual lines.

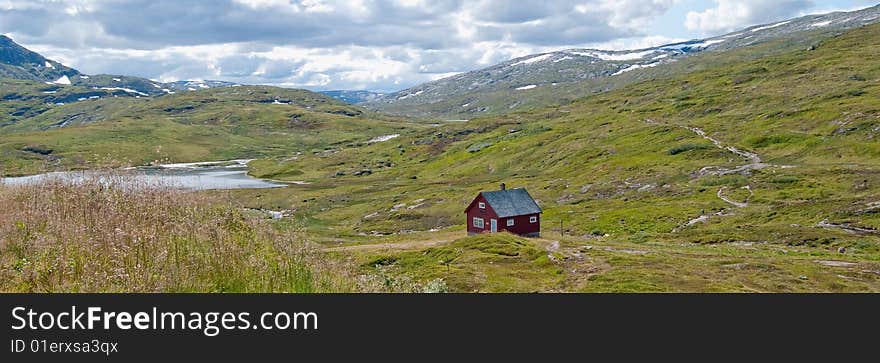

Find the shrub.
xmin=22 ymin=145 xmax=53 ymax=155
xmin=747 ymin=134 xmax=803 ymax=148
xmin=668 ymin=144 xmax=711 ymax=155
xmin=467 ymin=142 xmax=495 ymax=153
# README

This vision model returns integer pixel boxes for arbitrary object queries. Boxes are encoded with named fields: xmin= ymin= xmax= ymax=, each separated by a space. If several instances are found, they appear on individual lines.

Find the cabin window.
xmin=506 ymin=219 xmax=515 ymax=227
xmin=478 ymin=202 xmax=486 ymax=209
xmin=530 ymin=216 xmax=538 ymax=223
xmin=473 ymin=217 xmax=484 ymax=229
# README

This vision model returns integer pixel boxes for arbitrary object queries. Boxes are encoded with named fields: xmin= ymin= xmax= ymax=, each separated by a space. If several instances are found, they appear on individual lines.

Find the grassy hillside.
xmin=0 ymin=179 xmax=439 ymax=292
xmin=0 ymin=83 xmax=425 ymax=176
xmin=3 ymin=18 xmax=879 ymax=293
xmin=364 ymin=6 xmax=880 ymax=120
xmin=232 ymin=22 xmax=880 ymax=292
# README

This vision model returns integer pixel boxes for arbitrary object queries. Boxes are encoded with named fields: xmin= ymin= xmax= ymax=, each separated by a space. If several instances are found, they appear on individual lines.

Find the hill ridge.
xmin=363 ymin=4 xmax=880 ymax=119
xmin=0 ymin=36 xmax=237 ymax=99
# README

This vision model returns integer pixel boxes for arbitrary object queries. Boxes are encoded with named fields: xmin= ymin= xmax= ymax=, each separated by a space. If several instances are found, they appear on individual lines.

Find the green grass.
xmin=4 ymin=22 xmax=880 ymax=292
xmin=218 ymin=23 xmax=880 ymax=291
xmin=0 ymin=84 xmax=426 ymax=176
xmin=668 ymin=143 xmax=713 ymax=155
xmin=365 ymin=20 xmax=865 ymax=120
xmin=247 ymin=159 xmax=305 ymax=180
xmin=354 ymin=233 xmax=564 ymax=292
xmin=0 ymin=180 xmax=369 ymax=292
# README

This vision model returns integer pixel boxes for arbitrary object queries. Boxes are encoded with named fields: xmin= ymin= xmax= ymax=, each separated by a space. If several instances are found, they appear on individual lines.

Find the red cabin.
xmin=465 ymin=184 xmax=542 ymax=237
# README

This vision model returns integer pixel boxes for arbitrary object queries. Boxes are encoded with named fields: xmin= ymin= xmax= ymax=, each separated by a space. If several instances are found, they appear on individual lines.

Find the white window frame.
xmin=506 ymin=219 xmax=515 ymax=227
xmin=473 ymin=217 xmax=484 ymax=229
xmin=478 ymin=202 xmax=486 ymax=209
xmin=530 ymin=216 xmax=538 ymax=223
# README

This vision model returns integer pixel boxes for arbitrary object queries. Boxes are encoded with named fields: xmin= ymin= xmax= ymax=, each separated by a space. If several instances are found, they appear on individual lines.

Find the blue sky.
xmin=1 ymin=1 xmax=877 ymax=92
xmin=655 ymin=0 xmax=877 ymax=38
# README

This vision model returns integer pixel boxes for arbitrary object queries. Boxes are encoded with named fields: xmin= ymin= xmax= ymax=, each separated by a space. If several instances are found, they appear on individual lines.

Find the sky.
xmin=1 ymin=0 xmax=876 ymax=92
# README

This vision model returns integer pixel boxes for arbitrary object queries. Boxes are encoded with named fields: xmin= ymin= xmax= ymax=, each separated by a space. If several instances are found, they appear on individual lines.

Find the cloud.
xmin=1 ymin=0 xmax=684 ymax=91
xmin=685 ymin=0 xmax=814 ymax=35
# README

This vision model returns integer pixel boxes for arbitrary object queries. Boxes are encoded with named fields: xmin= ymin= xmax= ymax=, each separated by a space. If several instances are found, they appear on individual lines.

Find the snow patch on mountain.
xmin=662 ymin=39 xmax=725 ymax=51
xmin=96 ymin=87 xmax=149 ymax=96
xmin=515 ymin=84 xmax=537 ymax=90
xmin=52 ymin=75 xmax=71 ymax=85
xmin=553 ymin=56 xmax=573 ymax=63
xmin=812 ymin=20 xmax=833 ymax=27
xmin=511 ymin=54 xmax=553 ymax=66
xmin=612 ymin=63 xmax=660 ymax=76
xmin=397 ymin=90 xmax=424 ymax=100
xmin=569 ymin=50 xmax=654 ymax=61
xmin=751 ymin=21 xmax=791 ymax=32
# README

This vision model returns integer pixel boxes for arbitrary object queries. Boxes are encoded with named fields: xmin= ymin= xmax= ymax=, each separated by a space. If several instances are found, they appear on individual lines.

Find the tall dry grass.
xmin=0 ymin=177 xmax=370 ymax=292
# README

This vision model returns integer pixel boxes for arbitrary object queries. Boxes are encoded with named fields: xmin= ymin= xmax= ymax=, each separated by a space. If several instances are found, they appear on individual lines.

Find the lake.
xmin=0 ymin=159 xmax=287 ymax=191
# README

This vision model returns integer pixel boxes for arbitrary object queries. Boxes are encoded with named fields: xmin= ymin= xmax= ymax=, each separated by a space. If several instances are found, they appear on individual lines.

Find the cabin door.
xmin=490 ymin=219 xmax=497 ymax=233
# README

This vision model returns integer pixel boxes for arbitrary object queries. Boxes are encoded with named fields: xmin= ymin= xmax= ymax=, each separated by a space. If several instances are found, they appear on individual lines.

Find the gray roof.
xmin=481 ymin=188 xmax=542 ymax=218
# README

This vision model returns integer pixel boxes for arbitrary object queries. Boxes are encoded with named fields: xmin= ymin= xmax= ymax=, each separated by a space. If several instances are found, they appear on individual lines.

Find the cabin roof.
xmin=479 ymin=188 xmax=542 ymax=218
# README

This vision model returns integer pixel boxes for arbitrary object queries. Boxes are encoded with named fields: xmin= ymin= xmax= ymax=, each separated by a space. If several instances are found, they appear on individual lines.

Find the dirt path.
xmin=816 ymin=220 xmax=880 ymax=235
xmin=684 ymin=126 xmax=762 ymax=164
xmin=537 ymin=238 xmax=611 ymax=291
xmin=645 ymin=119 xmax=780 ymax=177
xmin=683 ymin=126 xmax=781 ymax=176
xmin=681 ymin=128 xmax=878 ymax=238
xmin=675 ymin=210 xmax=732 ymax=232
xmin=645 ymin=120 xmax=770 ymax=232
xmin=674 ymin=186 xmax=752 ymax=232
xmin=717 ymin=186 xmax=752 ymax=208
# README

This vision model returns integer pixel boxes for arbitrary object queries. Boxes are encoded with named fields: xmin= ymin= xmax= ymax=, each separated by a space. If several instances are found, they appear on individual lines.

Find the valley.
xmin=0 ymin=82 xmax=425 ymax=176
xmin=229 ymin=20 xmax=880 ymax=292
xmin=2 ymin=6 xmax=880 ymax=292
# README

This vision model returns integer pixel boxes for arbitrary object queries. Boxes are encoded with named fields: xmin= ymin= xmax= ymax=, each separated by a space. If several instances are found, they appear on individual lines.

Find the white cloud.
xmin=0 ymin=0 xmax=698 ymax=91
xmin=685 ymin=0 xmax=813 ymax=35
xmin=233 ymin=0 xmax=290 ymax=10
xmin=593 ymin=0 xmax=677 ymax=29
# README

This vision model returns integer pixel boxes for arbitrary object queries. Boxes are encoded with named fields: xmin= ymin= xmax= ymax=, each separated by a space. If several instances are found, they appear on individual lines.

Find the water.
xmin=0 ymin=160 xmax=286 ymax=191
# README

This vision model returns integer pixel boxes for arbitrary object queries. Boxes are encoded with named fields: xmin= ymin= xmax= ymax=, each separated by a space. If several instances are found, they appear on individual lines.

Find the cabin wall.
xmin=466 ymin=194 xmax=498 ymax=235
xmin=498 ymin=213 xmax=540 ymax=237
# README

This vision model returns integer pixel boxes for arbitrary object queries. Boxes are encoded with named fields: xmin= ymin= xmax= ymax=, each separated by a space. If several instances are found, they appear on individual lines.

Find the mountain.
xmin=0 ymin=37 xmax=418 ymax=177
xmin=0 ymin=36 xmax=236 ymax=99
xmin=0 ymin=79 xmax=421 ymax=176
xmin=363 ymin=5 xmax=880 ymax=119
xmin=0 ymin=36 xmax=419 ymax=176
xmin=319 ymin=90 xmax=385 ymax=104
xmin=164 ymin=80 xmax=238 ymax=92
xmin=0 ymin=35 xmax=79 ymax=83
xmin=3 ymin=10 xmax=880 ymax=292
